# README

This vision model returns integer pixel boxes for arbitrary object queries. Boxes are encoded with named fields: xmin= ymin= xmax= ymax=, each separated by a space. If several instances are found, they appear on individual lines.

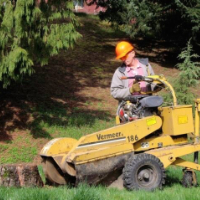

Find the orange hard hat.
xmin=115 ymin=41 xmax=134 ymax=60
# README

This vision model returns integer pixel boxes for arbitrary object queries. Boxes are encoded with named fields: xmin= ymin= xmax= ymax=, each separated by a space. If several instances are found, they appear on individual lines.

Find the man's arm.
xmin=110 ymin=69 xmax=131 ymax=101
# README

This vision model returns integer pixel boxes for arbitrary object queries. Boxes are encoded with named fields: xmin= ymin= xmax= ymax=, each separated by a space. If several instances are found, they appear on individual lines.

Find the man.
xmin=110 ymin=41 xmax=155 ymax=101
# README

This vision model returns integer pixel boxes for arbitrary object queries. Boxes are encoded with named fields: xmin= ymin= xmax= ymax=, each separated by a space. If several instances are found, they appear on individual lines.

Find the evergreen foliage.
xmin=0 ymin=0 xmax=81 ymax=88
xmin=164 ymin=40 xmax=200 ymax=105
xmin=90 ymin=0 xmax=200 ymax=48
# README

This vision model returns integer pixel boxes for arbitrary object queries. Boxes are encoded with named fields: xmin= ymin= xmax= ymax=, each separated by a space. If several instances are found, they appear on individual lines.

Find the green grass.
xmin=1 ymin=179 xmax=200 ymax=200
xmin=0 ymin=146 xmax=37 ymax=164
xmin=37 ymin=165 xmax=46 ymax=185
xmin=0 ymin=144 xmax=9 ymax=152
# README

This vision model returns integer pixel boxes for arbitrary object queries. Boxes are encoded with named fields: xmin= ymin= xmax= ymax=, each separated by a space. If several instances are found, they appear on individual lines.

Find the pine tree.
xmin=163 ymin=39 xmax=200 ymax=105
xmin=0 ymin=0 xmax=81 ymax=88
xmin=173 ymin=39 xmax=200 ymax=104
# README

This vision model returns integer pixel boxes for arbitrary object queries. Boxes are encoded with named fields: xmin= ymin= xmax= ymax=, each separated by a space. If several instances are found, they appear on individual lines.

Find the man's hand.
xmin=134 ymin=75 xmax=144 ymax=82
xmin=129 ymin=82 xmax=141 ymax=94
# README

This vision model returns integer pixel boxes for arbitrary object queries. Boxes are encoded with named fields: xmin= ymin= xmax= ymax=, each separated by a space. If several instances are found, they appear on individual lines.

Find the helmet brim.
xmin=115 ymin=46 xmax=134 ymax=60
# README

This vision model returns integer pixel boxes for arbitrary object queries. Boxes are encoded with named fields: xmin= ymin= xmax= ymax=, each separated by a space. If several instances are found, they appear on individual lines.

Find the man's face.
xmin=121 ymin=51 xmax=135 ymax=66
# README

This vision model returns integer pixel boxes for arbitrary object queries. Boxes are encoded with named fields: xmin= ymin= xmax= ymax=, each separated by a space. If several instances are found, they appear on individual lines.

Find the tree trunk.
xmin=0 ymin=164 xmax=43 ymax=187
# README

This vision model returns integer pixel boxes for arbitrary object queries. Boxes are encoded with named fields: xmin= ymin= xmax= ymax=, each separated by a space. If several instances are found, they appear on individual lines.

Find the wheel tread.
xmin=123 ymin=153 xmax=165 ymax=191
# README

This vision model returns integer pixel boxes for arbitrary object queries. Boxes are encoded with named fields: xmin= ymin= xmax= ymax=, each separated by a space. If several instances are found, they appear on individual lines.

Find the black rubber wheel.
xmin=182 ymin=171 xmax=197 ymax=188
xmin=123 ymin=153 xmax=165 ymax=191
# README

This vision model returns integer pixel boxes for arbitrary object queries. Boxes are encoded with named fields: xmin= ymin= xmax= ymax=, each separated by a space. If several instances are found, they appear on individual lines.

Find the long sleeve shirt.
xmin=110 ymin=58 xmax=155 ymax=101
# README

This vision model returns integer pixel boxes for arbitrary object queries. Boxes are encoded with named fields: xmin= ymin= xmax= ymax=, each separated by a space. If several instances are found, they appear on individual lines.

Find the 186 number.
xmin=127 ymin=135 xmax=138 ymax=142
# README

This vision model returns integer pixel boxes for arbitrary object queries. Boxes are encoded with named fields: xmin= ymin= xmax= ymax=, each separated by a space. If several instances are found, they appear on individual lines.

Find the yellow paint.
xmin=173 ymin=158 xmax=200 ymax=171
xmin=71 ymin=143 xmax=133 ymax=164
xmin=134 ymin=134 xmax=188 ymax=151
xmin=65 ymin=116 xmax=162 ymax=164
xmin=40 ymin=138 xmax=77 ymax=156
xmin=147 ymin=143 xmax=200 ymax=169
xmin=196 ymin=99 xmax=200 ymax=111
xmin=195 ymin=99 xmax=200 ymax=142
xmin=159 ymin=106 xmax=194 ymax=136
xmin=147 ymin=75 xmax=177 ymax=106
xmin=116 ymin=116 xmax=120 ymax=125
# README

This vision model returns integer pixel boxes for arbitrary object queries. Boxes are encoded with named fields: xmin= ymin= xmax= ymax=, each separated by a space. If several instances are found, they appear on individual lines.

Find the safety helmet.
xmin=115 ymin=41 xmax=134 ymax=60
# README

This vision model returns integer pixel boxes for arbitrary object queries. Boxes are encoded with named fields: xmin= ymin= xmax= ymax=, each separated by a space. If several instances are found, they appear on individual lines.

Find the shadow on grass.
xmin=0 ymin=92 xmax=113 ymax=140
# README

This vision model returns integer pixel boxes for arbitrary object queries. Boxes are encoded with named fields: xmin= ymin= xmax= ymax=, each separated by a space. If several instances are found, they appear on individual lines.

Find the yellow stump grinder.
xmin=40 ymin=75 xmax=200 ymax=190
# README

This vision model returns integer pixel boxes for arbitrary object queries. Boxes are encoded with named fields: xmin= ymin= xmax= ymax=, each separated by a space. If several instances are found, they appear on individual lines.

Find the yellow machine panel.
xmin=159 ymin=105 xmax=194 ymax=136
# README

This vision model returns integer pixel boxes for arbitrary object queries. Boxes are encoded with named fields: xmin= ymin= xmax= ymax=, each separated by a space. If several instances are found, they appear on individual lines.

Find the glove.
xmin=129 ymin=82 xmax=141 ymax=94
xmin=134 ymin=75 xmax=144 ymax=82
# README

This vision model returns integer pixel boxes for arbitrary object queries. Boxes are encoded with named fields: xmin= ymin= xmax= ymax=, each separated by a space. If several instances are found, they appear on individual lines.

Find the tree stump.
xmin=0 ymin=164 xmax=43 ymax=187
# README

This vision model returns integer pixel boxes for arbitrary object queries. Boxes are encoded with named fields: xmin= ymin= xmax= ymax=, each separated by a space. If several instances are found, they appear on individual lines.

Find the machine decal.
xmin=178 ymin=115 xmax=188 ymax=124
xmin=96 ymin=132 xmax=122 ymax=140
xmin=141 ymin=142 xmax=149 ymax=148
xmin=76 ymin=137 xmax=126 ymax=149
xmin=146 ymin=117 xmax=157 ymax=126
xmin=127 ymin=135 xmax=138 ymax=142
